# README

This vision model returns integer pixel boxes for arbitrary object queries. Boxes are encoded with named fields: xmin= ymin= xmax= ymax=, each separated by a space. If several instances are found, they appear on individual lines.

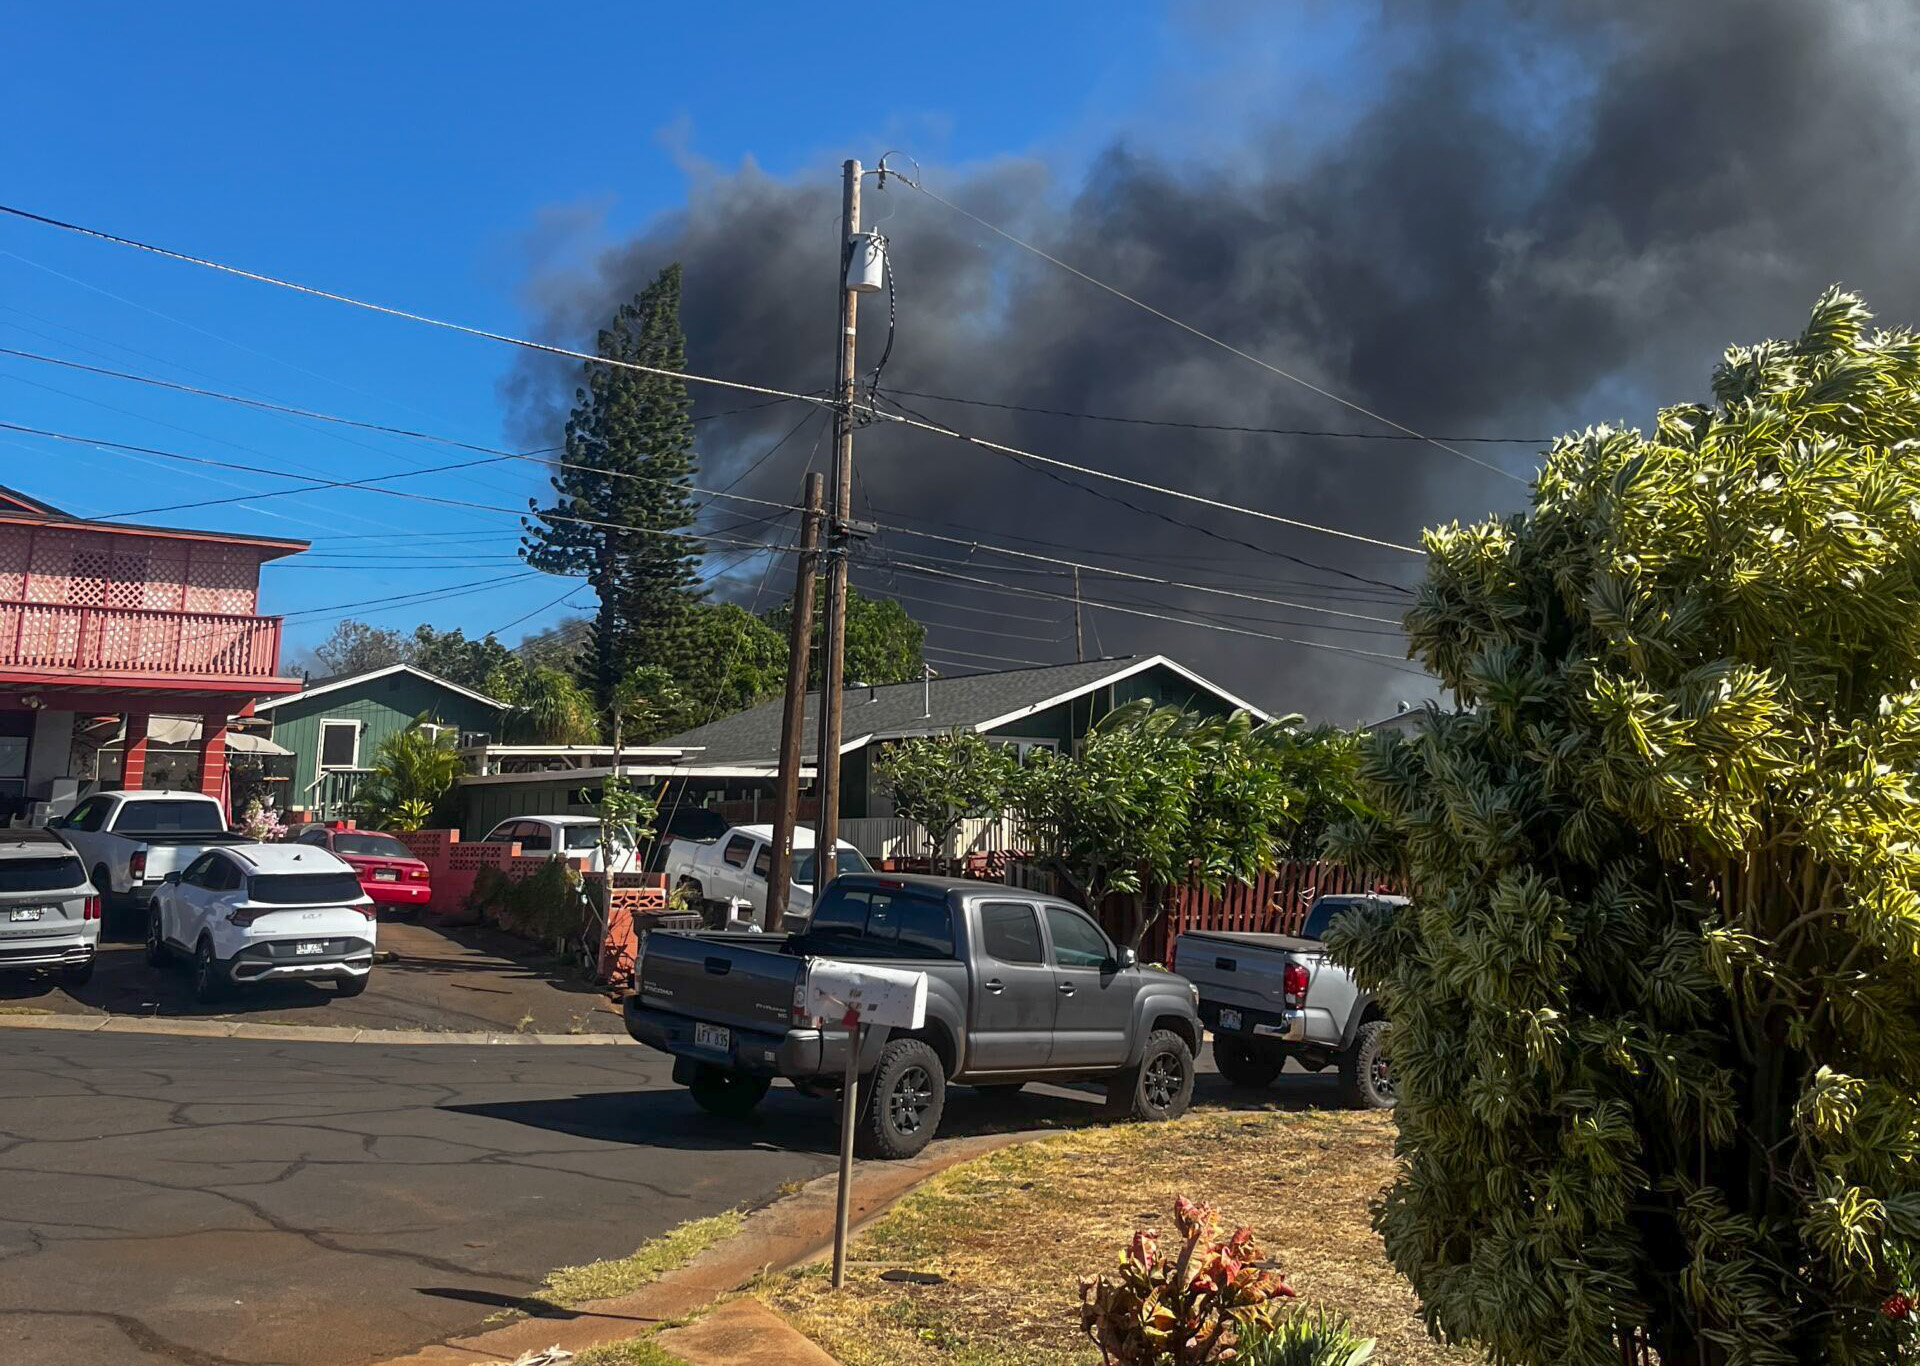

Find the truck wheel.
xmin=1212 ymin=1035 xmax=1284 ymax=1089
xmin=191 ymin=939 xmax=226 ymax=1005
xmin=1107 ymin=1029 xmax=1195 ymax=1122
xmin=1339 ymin=1020 xmax=1395 ymax=1109
xmin=857 ymin=1039 xmax=946 ymax=1160
xmin=688 ymin=1065 xmax=772 ymax=1119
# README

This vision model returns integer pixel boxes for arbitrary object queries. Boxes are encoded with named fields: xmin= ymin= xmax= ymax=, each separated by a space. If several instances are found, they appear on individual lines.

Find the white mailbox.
xmin=804 ymin=959 xmax=927 ymax=1031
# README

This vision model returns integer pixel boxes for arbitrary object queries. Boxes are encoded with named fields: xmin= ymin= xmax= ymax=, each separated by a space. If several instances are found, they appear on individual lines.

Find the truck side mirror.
xmin=1114 ymin=946 xmax=1138 ymax=970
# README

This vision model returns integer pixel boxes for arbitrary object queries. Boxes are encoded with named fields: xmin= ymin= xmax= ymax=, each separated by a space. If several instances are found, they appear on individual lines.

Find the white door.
xmin=167 ymin=851 xmax=224 ymax=945
xmin=713 ymin=833 xmax=756 ymax=905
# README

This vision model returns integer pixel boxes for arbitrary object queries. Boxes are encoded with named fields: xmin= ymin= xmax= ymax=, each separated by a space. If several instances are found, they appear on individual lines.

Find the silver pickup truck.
xmin=1175 ymin=893 xmax=1405 ymax=1110
xmin=626 ymin=873 xmax=1204 ymax=1158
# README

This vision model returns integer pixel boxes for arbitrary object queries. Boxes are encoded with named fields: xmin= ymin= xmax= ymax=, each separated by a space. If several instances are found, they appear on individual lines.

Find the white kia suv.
xmin=147 ymin=843 xmax=377 ymax=1003
xmin=0 ymin=829 xmax=100 ymax=987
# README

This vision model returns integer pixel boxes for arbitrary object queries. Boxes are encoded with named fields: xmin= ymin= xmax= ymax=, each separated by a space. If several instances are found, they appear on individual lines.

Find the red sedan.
xmin=293 ymin=826 xmax=431 ymax=910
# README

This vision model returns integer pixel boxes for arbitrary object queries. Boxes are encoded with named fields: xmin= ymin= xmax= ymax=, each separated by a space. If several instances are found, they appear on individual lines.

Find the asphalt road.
xmin=0 ymin=1030 xmax=843 ymax=1366
xmin=0 ymin=1029 xmax=1340 ymax=1366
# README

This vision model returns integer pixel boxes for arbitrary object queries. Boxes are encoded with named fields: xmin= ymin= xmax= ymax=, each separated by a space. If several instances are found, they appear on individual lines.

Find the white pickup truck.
xmin=50 ymin=790 xmax=248 ymax=933
xmin=662 ymin=823 xmax=870 ymax=924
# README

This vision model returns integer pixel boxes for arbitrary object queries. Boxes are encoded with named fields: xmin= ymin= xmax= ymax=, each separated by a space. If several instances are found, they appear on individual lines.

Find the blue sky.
xmin=3 ymin=2 xmax=1431 ymax=701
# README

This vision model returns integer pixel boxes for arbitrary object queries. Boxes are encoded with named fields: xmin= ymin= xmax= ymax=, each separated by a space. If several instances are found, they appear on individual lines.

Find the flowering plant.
xmin=236 ymin=798 xmax=287 ymax=842
xmin=1080 ymin=1196 xmax=1294 ymax=1364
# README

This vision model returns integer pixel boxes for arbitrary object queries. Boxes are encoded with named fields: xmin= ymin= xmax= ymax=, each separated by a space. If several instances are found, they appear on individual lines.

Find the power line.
xmin=887 ymin=168 xmax=1527 ymax=484
xmin=918 ymin=643 xmax=1053 ymax=668
xmin=880 ymin=385 xmax=1551 ymax=444
xmin=0 ymin=204 xmax=1427 ymax=557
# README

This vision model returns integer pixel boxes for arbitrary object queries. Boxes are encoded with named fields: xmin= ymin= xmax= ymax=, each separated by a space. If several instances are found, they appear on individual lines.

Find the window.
xmin=207 ymin=857 xmax=244 ymax=892
xmin=482 ymin=822 xmax=517 ymax=844
xmin=751 ymin=844 xmax=771 ymax=880
xmin=978 ymin=901 xmax=1044 ymax=964
xmin=0 ymin=855 xmax=86 ymax=894
xmin=791 ymin=847 xmax=872 ymax=884
xmin=418 ymin=723 xmax=448 ymax=742
xmin=332 ymin=832 xmax=413 ymax=859
xmin=561 ymin=825 xmax=600 ymax=851
xmin=1045 ymin=905 xmax=1113 ymax=969
xmin=113 ymin=799 xmax=226 ymax=835
xmin=1299 ymin=897 xmax=1367 ymax=944
xmin=297 ymin=827 xmax=329 ymax=845
xmin=318 ymin=720 xmax=360 ymax=769
xmin=247 ymin=871 xmax=365 ymax=904
xmin=515 ymin=822 xmax=553 ymax=852
xmin=799 ymin=885 xmax=956 ymax=959
xmin=65 ymin=798 xmax=107 ymax=833
xmin=721 ymin=835 xmax=755 ymax=868
xmin=180 ymin=852 xmax=220 ymax=888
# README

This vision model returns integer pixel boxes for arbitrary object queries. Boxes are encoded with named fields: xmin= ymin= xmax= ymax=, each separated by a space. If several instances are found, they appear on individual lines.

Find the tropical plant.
xmin=1325 ymin=289 xmax=1920 ymax=1365
xmin=874 ymin=730 xmax=1017 ymax=872
xmin=1239 ymin=1311 xmax=1375 ymax=1366
xmin=1079 ymin=1195 xmax=1294 ymax=1365
xmin=354 ymin=717 xmax=463 ymax=831
xmin=503 ymin=664 xmax=598 ymax=744
xmin=764 ymin=586 xmax=926 ymax=688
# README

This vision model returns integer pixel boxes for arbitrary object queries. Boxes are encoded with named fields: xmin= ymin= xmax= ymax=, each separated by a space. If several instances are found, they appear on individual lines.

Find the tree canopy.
xmin=1327 ymin=289 xmax=1920 ymax=1365
xmin=765 ymin=586 xmax=926 ymax=688
xmin=309 ymin=619 xmax=409 ymax=677
xmin=875 ymin=730 xmax=1019 ymax=870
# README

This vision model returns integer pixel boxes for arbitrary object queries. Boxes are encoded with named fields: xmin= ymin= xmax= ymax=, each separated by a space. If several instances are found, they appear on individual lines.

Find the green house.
xmin=255 ymin=664 xmax=508 ymax=819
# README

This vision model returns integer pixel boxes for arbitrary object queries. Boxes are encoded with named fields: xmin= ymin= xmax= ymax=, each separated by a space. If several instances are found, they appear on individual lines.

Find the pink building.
xmin=0 ymin=485 xmax=308 ymax=820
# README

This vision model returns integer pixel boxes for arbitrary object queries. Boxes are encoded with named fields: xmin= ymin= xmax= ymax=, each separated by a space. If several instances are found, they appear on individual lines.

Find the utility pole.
xmin=765 ymin=471 xmax=825 ymax=930
xmin=815 ymin=158 xmax=861 ymax=887
xmin=1073 ymin=567 xmax=1085 ymax=662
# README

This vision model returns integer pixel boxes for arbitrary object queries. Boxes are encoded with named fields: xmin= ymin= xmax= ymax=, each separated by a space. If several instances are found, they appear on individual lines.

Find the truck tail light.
xmin=1282 ymin=962 xmax=1310 ymax=1005
xmin=129 ymin=850 xmax=146 ymax=882
xmin=82 ymin=895 xmax=100 ymax=922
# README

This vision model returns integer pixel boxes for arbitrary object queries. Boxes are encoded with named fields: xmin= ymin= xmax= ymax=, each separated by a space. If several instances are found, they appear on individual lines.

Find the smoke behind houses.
xmin=502 ymin=0 xmax=1920 ymax=722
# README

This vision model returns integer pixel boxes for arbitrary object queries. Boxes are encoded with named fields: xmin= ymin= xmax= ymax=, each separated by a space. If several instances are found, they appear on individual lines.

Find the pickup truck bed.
xmin=625 ymin=873 xmax=1204 ymax=1158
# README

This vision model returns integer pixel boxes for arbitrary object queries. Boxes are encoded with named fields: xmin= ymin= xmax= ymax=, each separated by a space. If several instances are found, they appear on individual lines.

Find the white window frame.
xmin=317 ymin=718 xmax=362 ymax=770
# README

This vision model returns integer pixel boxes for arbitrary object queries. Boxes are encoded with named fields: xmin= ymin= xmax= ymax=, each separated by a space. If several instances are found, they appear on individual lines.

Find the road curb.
xmin=365 ymin=1127 xmax=1045 ymax=1366
xmin=0 ymin=1012 xmax=625 ymax=1045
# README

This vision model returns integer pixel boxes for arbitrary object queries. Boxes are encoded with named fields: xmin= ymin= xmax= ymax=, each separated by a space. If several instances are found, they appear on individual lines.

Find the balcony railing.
xmin=0 ymin=602 xmax=286 ymax=681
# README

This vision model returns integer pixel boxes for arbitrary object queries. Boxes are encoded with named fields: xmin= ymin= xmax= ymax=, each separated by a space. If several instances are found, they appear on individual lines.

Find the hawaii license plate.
xmin=694 ymin=1023 xmax=731 ymax=1051
xmin=295 ymin=941 xmax=326 ymax=956
xmin=373 ymin=868 xmax=398 ymax=882
xmin=1218 ymin=1008 xmax=1243 ymax=1032
xmin=9 ymin=907 xmax=44 ymax=922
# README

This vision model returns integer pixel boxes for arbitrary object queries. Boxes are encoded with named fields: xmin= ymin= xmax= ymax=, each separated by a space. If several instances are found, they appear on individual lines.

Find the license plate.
xmin=295 ymin=941 xmax=326 ymax=956
xmin=694 ymin=1023 xmax=731 ymax=1051
xmin=373 ymin=869 xmax=398 ymax=882
xmin=9 ymin=907 xmax=43 ymax=922
xmin=1218 ymin=1008 xmax=1242 ymax=1032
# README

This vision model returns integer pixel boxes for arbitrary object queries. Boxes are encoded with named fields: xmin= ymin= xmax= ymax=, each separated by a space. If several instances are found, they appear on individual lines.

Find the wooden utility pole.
xmin=815 ymin=158 xmax=861 ymax=886
xmin=1073 ymin=567 xmax=1085 ymax=662
xmin=765 ymin=471 xmax=825 ymax=929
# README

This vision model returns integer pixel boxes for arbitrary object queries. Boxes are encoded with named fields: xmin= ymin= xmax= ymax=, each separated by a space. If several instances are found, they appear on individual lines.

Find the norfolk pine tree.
xmin=522 ymin=266 xmax=702 ymax=712
xmin=1326 ymin=290 xmax=1920 ymax=1365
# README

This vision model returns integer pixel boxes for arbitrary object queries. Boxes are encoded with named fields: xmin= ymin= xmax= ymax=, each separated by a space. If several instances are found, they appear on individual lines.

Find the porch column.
xmin=121 ymin=713 xmax=151 ymax=791
xmin=199 ymin=714 xmax=229 ymax=819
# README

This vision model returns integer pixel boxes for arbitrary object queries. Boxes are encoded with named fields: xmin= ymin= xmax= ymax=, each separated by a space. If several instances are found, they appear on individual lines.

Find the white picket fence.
xmin=838 ymin=815 xmax=1025 ymax=862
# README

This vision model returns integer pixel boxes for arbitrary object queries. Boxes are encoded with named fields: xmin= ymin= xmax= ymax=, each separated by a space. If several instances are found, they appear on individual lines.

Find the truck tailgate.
xmin=1175 ymin=931 xmax=1318 ymax=1011
xmin=636 ymin=931 xmax=804 ymax=1034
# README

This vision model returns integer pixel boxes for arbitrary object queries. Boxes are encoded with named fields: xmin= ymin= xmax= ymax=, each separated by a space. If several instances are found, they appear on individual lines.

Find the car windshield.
xmin=563 ymin=826 xmax=602 ymax=851
xmin=331 ymin=832 xmax=413 ymax=859
xmin=0 ymin=855 xmax=87 ymax=894
xmin=114 ymin=799 xmax=226 ymax=835
xmin=246 ymin=872 xmax=366 ymax=905
xmin=791 ymin=847 xmax=871 ymax=883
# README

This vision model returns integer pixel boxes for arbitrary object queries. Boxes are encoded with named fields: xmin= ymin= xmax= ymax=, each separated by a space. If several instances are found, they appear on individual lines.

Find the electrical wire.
xmin=0 ymin=204 xmax=1427 ymax=557
xmin=885 ymin=169 xmax=1526 ymax=484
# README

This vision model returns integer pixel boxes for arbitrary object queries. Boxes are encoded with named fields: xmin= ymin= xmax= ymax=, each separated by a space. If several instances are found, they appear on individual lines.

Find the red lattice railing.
xmin=0 ymin=602 xmax=284 ymax=679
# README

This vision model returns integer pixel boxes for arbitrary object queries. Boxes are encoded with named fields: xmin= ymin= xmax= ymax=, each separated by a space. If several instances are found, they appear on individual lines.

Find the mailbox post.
xmin=804 ymin=960 xmax=930 ymax=1289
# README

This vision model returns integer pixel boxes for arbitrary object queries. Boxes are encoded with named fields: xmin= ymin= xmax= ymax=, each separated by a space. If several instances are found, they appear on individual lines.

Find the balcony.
xmin=0 ymin=601 xmax=287 ymax=685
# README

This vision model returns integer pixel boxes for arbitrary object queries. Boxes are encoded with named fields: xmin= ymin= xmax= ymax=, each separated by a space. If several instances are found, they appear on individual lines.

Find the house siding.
xmin=269 ymin=673 xmax=502 ymax=803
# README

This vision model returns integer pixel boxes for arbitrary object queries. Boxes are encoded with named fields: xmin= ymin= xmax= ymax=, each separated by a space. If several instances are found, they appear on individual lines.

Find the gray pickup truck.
xmin=1174 ymin=893 xmax=1405 ymax=1110
xmin=626 ymin=872 xmax=1203 ymax=1158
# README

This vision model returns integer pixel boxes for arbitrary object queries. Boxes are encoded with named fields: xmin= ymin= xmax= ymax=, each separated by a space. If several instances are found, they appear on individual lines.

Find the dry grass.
xmin=767 ymin=1108 xmax=1469 ymax=1366
xmin=569 ymin=1338 xmax=691 ymax=1366
xmin=533 ymin=1210 xmax=746 ymax=1308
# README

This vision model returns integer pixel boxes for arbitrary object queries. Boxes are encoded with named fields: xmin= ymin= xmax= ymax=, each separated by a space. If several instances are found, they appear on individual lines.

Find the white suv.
xmin=0 ymin=830 xmax=100 ymax=987
xmin=147 ymin=843 xmax=377 ymax=1003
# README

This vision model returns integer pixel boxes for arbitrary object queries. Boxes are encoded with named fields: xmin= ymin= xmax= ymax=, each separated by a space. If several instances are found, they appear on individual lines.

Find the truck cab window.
xmin=721 ymin=835 xmax=754 ymax=868
xmin=1044 ymin=905 xmax=1113 ymax=969
xmin=978 ymin=902 xmax=1044 ymax=964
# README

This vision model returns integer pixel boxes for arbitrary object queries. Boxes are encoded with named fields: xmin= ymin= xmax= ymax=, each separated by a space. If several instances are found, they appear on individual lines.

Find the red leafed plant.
xmin=1080 ymin=1195 xmax=1295 ymax=1364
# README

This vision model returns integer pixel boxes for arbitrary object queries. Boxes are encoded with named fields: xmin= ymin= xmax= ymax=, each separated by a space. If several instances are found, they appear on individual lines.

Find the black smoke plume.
xmin=503 ymin=0 xmax=1920 ymax=721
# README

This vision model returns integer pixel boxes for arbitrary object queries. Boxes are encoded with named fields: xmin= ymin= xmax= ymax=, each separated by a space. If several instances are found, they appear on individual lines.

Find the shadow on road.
xmin=447 ymin=1064 xmax=1351 ymax=1158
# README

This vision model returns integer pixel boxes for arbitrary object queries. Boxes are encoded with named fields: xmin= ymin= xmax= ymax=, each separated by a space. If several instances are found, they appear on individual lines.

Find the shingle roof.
xmin=655 ymin=656 xmax=1255 ymax=765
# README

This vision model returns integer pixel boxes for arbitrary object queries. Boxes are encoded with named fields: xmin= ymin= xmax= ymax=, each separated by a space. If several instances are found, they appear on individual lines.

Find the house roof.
xmin=652 ymin=655 xmax=1267 ymax=766
xmin=0 ymin=483 xmax=309 ymax=557
xmin=253 ymin=663 xmax=510 ymax=714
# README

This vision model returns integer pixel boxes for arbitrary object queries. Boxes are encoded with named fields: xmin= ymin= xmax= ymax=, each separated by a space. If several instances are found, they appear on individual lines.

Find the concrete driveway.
xmin=1 ymin=919 xmax=624 ymax=1035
